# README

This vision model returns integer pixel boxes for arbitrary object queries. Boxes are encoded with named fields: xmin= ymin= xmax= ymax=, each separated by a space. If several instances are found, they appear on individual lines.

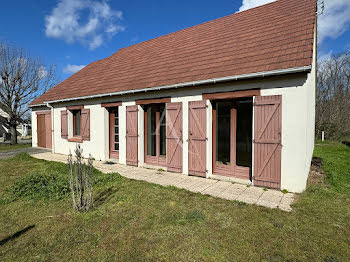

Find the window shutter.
xmin=253 ymin=95 xmax=282 ymax=189
xmin=61 ymin=110 xmax=68 ymax=139
xmin=81 ymin=109 xmax=90 ymax=141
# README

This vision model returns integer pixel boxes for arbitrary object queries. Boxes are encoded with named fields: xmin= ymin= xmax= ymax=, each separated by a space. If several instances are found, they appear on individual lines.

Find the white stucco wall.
xmin=261 ymin=35 xmax=316 ymax=193
xmin=50 ymin=104 xmax=107 ymax=161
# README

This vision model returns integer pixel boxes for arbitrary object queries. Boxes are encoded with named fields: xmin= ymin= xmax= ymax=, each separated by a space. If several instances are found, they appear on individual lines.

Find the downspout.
xmin=46 ymin=102 xmax=55 ymax=153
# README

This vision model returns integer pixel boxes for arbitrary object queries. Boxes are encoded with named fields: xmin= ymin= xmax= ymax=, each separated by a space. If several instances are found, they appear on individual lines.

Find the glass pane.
xmin=147 ymin=107 xmax=156 ymax=156
xmin=74 ymin=110 xmax=81 ymax=136
xmin=115 ymin=135 xmax=119 ymax=143
xmin=236 ymin=99 xmax=253 ymax=167
xmin=159 ymin=105 xmax=166 ymax=156
xmin=115 ymin=110 xmax=118 ymax=117
xmin=216 ymin=102 xmax=231 ymax=165
xmin=115 ymin=143 xmax=119 ymax=151
xmin=115 ymin=126 xmax=119 ymax=134
xmin=115 ymin=118 xmax=118 ymax=126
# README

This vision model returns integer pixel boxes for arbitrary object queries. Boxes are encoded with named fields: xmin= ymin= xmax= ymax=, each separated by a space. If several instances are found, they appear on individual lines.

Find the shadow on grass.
xmin=0 ymin=225 xmax=35 ymax=246
xmin=94 ymin=188 xmax=117 ymax=207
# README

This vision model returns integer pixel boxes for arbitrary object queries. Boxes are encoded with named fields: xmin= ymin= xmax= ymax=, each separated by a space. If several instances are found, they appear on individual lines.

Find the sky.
xmin=1 ymin=0 xmax=349 ymax=81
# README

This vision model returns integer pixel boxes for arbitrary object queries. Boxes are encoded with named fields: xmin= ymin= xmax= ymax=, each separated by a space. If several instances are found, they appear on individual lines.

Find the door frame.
xmin=211 ymin=100 xmax=250 ymax=179
xmin=109 ymin=107 xmax=119 ymax=159
xmin=36 ymin=111 xmax=52 ymax=149
xmin=143 ymin=105 xmax=166 ymax=167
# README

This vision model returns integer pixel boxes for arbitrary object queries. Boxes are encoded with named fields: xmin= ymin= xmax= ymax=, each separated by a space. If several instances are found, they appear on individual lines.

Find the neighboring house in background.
xmin=0 ymin=109 xmax=31 ymax=137
xmin=29 ymin=0 xmax=317 ymax=193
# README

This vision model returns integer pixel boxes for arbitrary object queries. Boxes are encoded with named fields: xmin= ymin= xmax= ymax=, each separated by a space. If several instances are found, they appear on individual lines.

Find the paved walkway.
xmin=31 ymin=152 xmax=296 ymax=211
xmin=0 ymin=147 xmax=50 ymax=159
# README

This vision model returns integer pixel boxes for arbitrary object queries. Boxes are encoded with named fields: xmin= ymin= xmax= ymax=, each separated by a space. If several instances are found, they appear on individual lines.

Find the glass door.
xmin=109 ymin=108 xmax=119 ymax=159
xmin=144 ymin=104 xmax=166 ymax=166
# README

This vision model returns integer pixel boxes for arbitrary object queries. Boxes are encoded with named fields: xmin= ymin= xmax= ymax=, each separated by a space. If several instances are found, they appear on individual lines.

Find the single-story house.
xmin=29 ymin=0 xmax=317 ymax=193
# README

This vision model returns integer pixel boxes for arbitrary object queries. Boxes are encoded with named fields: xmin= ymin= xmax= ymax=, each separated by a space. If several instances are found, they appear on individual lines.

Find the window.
xmin=215 ymin=101 xmax=232 ymax=165
xmin=73 ymin=110 xmax=81 ymax=136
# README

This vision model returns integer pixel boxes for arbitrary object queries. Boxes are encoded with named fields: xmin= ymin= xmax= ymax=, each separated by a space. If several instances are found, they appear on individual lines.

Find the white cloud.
xmin=237 ymin=0 xmax=276 ymax=12
xmin=318 ymin=0 xmax=350 ymax=43
xmin=318 ymin=50 xmax=333 ymax=62
xmin=63 ymin=64 xmax=86 ymax=74
xmin=45 ymin=0 xmax=125 ymax=50
xmin=237 ymin=0 xmax=350 ymax=44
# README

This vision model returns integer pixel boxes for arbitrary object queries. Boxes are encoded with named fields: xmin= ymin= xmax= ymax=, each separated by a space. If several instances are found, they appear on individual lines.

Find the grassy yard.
xmin=0 ymin=142 xmax=350 ymax=261
xmin=0 ymin=143 xmax=31 ymax=152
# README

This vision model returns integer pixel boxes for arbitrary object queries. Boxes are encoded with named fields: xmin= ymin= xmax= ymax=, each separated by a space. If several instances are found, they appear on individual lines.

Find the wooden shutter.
xmin=126 ymin=106 xmax=138 ymax=166
xmin=81 ymin=109 xmax=90 ymax=141
xmin=188 ymin=100 xmax=207 ymax=177
xmin=61 ymin=110 xmax=68 ymax=139
xmin=166 ymin=102 xmax=183 ymax=173
xmin=45 ymin=112 xmax=52 ymax=149
xmin=253 ymin=95 xmax=282 ymax=189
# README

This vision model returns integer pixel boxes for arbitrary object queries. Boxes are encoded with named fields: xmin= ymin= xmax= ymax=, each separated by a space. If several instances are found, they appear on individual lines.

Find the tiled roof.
xmin=30 ymin=0 xmax=316 ymax=106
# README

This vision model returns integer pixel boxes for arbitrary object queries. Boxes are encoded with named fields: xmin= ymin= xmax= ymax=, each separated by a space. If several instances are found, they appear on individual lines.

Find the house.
xmin=29 ymin=0 xmax=317 ymax=193
xmin=0 ymin=109 xmax=31 ymax=137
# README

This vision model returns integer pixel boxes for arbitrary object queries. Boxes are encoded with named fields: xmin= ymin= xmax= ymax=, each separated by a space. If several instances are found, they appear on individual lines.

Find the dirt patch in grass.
xmin=307 ymin=157 xmax=327 ymax=187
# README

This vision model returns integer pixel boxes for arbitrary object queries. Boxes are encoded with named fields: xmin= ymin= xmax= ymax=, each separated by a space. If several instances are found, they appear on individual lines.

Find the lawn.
xmin=0 ymin=142 xmax=350 ymax=261
xmin=0 ymin=143 xmax=31 ymax=152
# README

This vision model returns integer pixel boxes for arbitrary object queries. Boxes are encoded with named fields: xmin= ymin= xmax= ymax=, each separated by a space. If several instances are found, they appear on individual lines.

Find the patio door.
xmin=109 ymin=108 xmax=119 ymax=159
xmin=212 ymin=99 xmax=252 ymax=179
xmin=144 ymin=104 xmax=166 ymax=166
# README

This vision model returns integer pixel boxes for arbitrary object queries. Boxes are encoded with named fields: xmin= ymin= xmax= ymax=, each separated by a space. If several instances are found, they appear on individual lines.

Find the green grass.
xmin=1 ymin=142 xmax=350 ymax=261
xmin=0 ymin=143 xmax=31 ymax=152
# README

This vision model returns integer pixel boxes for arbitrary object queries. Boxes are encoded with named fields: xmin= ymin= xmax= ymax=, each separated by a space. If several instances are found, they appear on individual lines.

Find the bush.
xmin=9 ymin=173 xmax=70 ymax=201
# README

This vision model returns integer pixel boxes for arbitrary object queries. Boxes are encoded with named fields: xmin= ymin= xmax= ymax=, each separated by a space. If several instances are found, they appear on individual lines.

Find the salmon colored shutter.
xmin=166 ymin=102 xmax=183 ymax=173
xmin=61 ymin=110 xmax=68 ymax=139
xmin=253 ymin=95 xmax=282 ymax=189
xmin=45 ymin=112 xmax=52 ymax=149
xmin=126 ymin=106 xmax=138 ymax=166
xmin=81 ymin=109 xmax=90 ymax=141
xmin=188 ymin=100 xmax=207 ymax=177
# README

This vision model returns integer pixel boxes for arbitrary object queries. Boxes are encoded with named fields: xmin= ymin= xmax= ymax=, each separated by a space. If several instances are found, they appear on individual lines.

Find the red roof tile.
xmin=30 ymin=0 xmax=316 ymax=106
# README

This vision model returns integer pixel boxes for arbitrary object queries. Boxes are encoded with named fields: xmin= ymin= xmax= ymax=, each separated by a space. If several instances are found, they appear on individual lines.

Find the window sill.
xmin=67 ymin=137 xmax=83 ymax=143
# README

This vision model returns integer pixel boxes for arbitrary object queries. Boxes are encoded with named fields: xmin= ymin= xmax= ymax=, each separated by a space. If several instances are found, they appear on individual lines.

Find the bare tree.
xmin=316 ymin=52 xmax=350 ymax=140
xmin=0 ymin=42 xmax=57 ymax=144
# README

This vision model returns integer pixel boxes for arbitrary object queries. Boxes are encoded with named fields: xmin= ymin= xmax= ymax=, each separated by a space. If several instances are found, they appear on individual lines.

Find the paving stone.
xmin=220 ymin=184 xmax=247 ymax=196
xmin=259 ymin=190 xmax=284 ymax=204
xmin=256 ymin=199 xmax=279 ymax=209
xmin=236 ymin=196 xmax=258 ymax=205
xmin=31 ymin=152 xmax=296 ymax=211
xmin=239 ymin=186 xmax=264 ymax=199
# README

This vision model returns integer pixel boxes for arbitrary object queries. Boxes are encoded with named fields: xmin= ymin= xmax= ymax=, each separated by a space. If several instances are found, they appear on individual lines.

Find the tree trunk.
xmin=9 ymin=123 xmax=17 ymax=145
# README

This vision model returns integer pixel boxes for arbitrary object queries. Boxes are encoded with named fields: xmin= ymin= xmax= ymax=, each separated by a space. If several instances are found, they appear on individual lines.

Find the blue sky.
xmin=1 ymin=0 xmax=349 ymax=81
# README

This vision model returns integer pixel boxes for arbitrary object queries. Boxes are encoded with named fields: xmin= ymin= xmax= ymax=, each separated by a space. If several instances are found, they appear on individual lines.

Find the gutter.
xmin=29 ymin=66 xmax=311 ymax=107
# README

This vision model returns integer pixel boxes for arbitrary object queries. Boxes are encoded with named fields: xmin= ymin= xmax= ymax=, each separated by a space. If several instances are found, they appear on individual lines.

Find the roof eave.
xmin=29 ymin=65 xmax=311 ymax=107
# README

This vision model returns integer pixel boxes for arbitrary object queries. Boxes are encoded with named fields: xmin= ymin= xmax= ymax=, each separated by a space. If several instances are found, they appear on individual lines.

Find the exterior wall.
xmin=31 ymin=53 xmax=315 ymax=192
xmin=260 ymin=34 xmax=316 ymax=193
xmin=51 ymin=104 xmax=107 ymax=160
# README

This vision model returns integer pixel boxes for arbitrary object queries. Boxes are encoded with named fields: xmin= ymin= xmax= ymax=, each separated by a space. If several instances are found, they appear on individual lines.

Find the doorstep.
xmin=30 ymin=151 xmax=296 ymax=212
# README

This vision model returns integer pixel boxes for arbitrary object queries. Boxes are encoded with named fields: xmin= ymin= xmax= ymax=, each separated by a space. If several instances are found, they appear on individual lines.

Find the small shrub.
xmin=281 ymin=189 xmax=289 ymax=194
xmin=9 ymin=173 xmax=69 ymax=201
xmin=263 ymin=188 xmax=268 ymax=191
xmin=68 ymin=145 xmax=94 ymax=212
